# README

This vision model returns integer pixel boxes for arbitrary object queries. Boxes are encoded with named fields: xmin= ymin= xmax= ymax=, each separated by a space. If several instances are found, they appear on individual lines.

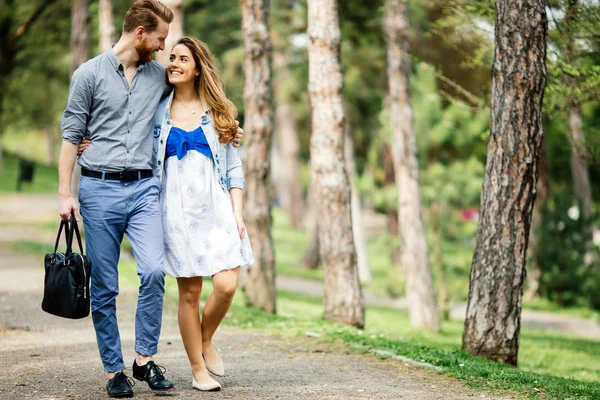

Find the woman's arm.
xmin=230 ymin=187 xmax=245 ymax=239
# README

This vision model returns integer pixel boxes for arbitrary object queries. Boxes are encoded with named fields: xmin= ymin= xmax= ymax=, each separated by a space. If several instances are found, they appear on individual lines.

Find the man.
xmin=58 ymin=1 xmax=242 ymax=397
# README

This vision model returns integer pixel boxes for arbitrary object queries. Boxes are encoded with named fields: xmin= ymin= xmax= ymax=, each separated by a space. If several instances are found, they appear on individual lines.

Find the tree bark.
xmin=307 ymin=0 xmax=364 ymax=328
xmin=156 ymin=0 xmax=183 ymax=66
xmin=384 ymin=0 xmax=439 ymax=332
xmin=70 ymin=0 xmax=90 ymax=198
xmin=274 ymin=51 xmax=305 ymax=229
xmin=298 ymin=176 xmax=321 ymax=269
xmin=99 ymin=0 xmax=115 ymax=53
xmin=462 ymin=0 xmax=547 ymax=366
xmin=239 ymin=0 xmax=276 ymax=313
xmin=344 ymin=120 xmax=372 ymax=283
xmin=382 ymin=142 xmax=400 ymax=265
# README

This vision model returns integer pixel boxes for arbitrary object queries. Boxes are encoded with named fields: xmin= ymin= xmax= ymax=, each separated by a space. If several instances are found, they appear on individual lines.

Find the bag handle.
xmin=66 ymin=212 xmax=85 ymax=256
xmin=53 ymin=219 xmax=70 ymax=254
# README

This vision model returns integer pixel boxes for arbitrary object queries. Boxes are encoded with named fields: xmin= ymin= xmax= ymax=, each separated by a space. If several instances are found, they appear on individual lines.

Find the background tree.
xmin=307 ymin=0 xmax=364 ymax=328
xmin=462 ymin=0 xmax=548 ymax=365
xmin=239 ymin=0 xmax=277 ymax=313
xmin=384 ymin=0 xmax=439 ymax=332
xmin=157 ymin=0 xmax=183 ymax=66
xmin=99 ymin=0 xmax=115 ymax=52
xmin=69 ymin=0 xmax=90 ymax=198
xmin=0 ymin=0 xmax=59 ymax=169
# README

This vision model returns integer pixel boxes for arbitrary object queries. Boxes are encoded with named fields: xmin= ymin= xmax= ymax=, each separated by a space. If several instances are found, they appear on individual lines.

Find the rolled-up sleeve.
xmin=60 ymin=66 xmax=93 ymax=144
xmin=226 ymin=144 xmax=245 ymax=190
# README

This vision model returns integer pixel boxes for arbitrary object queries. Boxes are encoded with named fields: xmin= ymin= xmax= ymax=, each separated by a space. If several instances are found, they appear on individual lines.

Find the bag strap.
xmin=54 ymin=220 xmax=69 ymax=254
xmin=66 ymin=212 xmax=85 ymax=255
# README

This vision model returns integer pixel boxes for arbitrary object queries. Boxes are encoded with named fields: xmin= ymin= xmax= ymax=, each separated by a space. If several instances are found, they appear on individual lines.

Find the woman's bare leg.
xmin=176 ymin=277 xmax=216 ymax=384
xmin=201 ymin=267 xmax=240 ymax=366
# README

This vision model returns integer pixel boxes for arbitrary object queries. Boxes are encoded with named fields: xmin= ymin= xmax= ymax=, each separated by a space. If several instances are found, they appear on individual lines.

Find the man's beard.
xmin=134 ymin=40 xmax=155 ymax=63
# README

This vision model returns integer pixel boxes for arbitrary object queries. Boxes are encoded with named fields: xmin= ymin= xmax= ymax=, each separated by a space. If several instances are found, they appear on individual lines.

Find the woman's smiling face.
xmin=167 ymin=44 xmax=199 ymax=85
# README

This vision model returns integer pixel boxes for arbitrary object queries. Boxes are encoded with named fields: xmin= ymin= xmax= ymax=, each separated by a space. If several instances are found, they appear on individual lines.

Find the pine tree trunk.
xmin=70 ymin=0 xmax=90 ymax=198
xmin=99 ymin=0 xmax=115 ymax=53
xmin=382 ymin=142 xmax=400 ymax=265
xmin=462 ymin=0 xmax=547 ymax=366
xmin=156 ymin=0 xmax=183 ymax=66
xmin=344 ymin=120 xmax=372 ymax=283
xmin=568 ymin=106 xmax=591 ymax=218
xmin=384 ymin=0 xmax=439 ymax=332
xmin=307 ymin=0 xmax=364 ymax=328
xmin=525 ymin=141 xmax=549 ymax=300
xmin=239 ymin=0 xmax=276 ymax=313
xmin=298 ymin=179 xmax=320 ymax=269
xmin=274 ymin=51 xmax=305 ymax=229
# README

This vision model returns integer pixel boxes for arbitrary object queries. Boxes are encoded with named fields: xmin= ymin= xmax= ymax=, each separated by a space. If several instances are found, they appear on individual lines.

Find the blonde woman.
xmin=154 ymin=37 xmax=254 ymax=391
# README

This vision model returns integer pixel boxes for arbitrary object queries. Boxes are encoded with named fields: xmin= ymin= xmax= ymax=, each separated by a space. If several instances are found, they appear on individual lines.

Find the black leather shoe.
xmin=106 ymin=372 xmax=134 ymax=398
xmin=132 ymin=360 xmax=174 ymax=391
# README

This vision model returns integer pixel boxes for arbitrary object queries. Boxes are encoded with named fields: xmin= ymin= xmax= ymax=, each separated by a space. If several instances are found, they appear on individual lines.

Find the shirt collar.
xmin=107 ymin=45 xmax=149 ymax=71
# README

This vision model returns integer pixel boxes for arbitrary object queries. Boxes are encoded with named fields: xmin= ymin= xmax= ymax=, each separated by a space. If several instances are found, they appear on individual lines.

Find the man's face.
xmin=135 ymin=19 xmax=169 ymax=63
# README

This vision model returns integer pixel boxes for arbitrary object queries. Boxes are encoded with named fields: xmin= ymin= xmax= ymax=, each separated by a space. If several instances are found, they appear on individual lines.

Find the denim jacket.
xmin=152 ymin=91 xmax=245 ymax=192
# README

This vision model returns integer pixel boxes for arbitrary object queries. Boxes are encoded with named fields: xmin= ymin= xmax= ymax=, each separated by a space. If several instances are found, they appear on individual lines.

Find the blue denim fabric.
xmin=151 ymin=91 xmax=245 ymax=191
xmin=78 ymin=175 xmax=165 ymax=372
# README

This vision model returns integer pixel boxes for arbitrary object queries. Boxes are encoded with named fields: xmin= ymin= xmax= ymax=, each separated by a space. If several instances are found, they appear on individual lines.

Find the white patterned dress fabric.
xmin=161 ymin=149 xmax=254 ymax=277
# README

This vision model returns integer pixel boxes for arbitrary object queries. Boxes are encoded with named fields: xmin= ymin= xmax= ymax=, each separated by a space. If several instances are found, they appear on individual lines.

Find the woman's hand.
xmin=235 ymin=211 xmax=246 ymax=239
xmin=232 ymin=120 xmax=243 ymax=148
xmin=77 ymin=139 xmax=91 ymax=156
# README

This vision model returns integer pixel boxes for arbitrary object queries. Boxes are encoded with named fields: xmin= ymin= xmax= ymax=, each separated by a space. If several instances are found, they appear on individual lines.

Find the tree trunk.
xmin=45 ymin=125 xmax=56 ymax=164
xmin=564 ymin=0 xmax=592 ymax=221
xmin=298 ymin=178 xmax=320 ymax=269
xmin=239 ymin=0 xmax=276 ymax=313
xmin=462 ymin=0 xmax=547 ymax=366
xmin=525 ymin=140 xmax=549 ymax=300
xmin=273 ymin=51 xmax=305 ymax=229
xmin=70 ymin=0 xmax=90 ymax=198
xmin=568 ymin=106 xmax=591 ymax=218
xmin=156 ymin=0 xmax=183 ymax=66
xmin=382 ymin=142 xmax=400 ymax=265
xmin=307 ymin=0 xmax=364 ymax=328
xmin=344 ymin=120 xmax=372 ymax=283
xmin=99 ymin=0 xmax=115 ymax=53
xmin=384 ymin=0 xmax=439 ymax=332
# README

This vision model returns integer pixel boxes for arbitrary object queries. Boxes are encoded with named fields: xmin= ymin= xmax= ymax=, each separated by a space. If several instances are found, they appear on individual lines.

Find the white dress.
xmin=160 ymin=128 xmax=254 ymax=278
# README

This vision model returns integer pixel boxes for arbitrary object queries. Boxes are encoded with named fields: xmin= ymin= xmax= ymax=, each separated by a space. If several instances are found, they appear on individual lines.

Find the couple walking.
xmin=58 ymin=0 xmax=253 ymax=397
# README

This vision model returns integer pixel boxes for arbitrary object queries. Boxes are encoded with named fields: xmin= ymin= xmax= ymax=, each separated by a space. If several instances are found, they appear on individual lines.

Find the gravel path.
xmin=0 ymin=238 xmax=513 ymax=399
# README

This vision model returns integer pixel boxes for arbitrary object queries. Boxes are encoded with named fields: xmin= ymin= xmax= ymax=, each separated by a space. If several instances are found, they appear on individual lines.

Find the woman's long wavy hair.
xmin=174 ymin=37 xmax=238 ymax=144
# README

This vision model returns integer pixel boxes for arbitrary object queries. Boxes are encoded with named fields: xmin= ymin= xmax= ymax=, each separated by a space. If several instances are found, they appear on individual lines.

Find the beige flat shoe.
xmin=192 ymin=376 xmax=221 ymax=391
xmin=203 ymin=353 xmax=225 ymax=376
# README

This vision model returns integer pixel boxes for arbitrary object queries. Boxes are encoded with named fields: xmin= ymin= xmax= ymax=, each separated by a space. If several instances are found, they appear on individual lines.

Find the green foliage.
xmin=0 ymin=152 xmax=58 ymax=193
xmin=536 ymin=194 xmax=600 ymax=310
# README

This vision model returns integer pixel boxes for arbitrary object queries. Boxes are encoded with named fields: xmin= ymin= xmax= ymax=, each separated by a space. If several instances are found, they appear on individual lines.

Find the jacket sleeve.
xmin=226 ymin=144 xmax=245 ymax=190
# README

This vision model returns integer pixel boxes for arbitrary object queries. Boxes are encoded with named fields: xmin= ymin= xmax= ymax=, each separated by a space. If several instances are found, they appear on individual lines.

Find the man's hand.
xmin=232 ymin=120 xmax=243 ymax=148
xmin=59 ymin=194 xmax=81 ymax=222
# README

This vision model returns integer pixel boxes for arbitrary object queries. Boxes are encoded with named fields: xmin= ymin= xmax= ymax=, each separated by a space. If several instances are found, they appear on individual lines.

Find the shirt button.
xmin=158 ymin=161 xmax=162 ymax=165
xmin=160 ymin=140 xmax=164 ymax=144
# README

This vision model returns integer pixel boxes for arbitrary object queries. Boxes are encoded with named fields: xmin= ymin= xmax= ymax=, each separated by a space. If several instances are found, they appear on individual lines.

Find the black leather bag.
xmin=42 ymin=214 xmax=92 ymax=319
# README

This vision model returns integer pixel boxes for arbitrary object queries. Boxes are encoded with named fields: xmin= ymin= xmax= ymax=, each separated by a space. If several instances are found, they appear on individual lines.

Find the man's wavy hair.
xmin=123 ymin=0 xmax=174 ymax=33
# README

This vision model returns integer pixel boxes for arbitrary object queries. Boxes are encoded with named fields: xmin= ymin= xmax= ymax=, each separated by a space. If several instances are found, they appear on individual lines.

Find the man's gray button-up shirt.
xmin=61 ymin=46 xmax=172 ymax=172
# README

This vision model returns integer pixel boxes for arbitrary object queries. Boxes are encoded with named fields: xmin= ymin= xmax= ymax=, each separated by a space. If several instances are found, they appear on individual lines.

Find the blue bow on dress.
xmin=165 ymin=126 xmax=212 ymax=160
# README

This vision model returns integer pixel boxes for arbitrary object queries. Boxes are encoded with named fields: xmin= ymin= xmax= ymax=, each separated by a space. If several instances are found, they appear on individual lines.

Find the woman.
xmin=155 ymin=37 xmax=254 ymax=391
xmin=82 ymin=37 xmax=254 ymax=391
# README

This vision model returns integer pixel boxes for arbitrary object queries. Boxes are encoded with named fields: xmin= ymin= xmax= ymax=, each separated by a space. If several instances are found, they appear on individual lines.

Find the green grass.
xmin=0 ymin=152 xmax=58 ymax=193
xmin=116 ymin=259 xmax=600 ymax=399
